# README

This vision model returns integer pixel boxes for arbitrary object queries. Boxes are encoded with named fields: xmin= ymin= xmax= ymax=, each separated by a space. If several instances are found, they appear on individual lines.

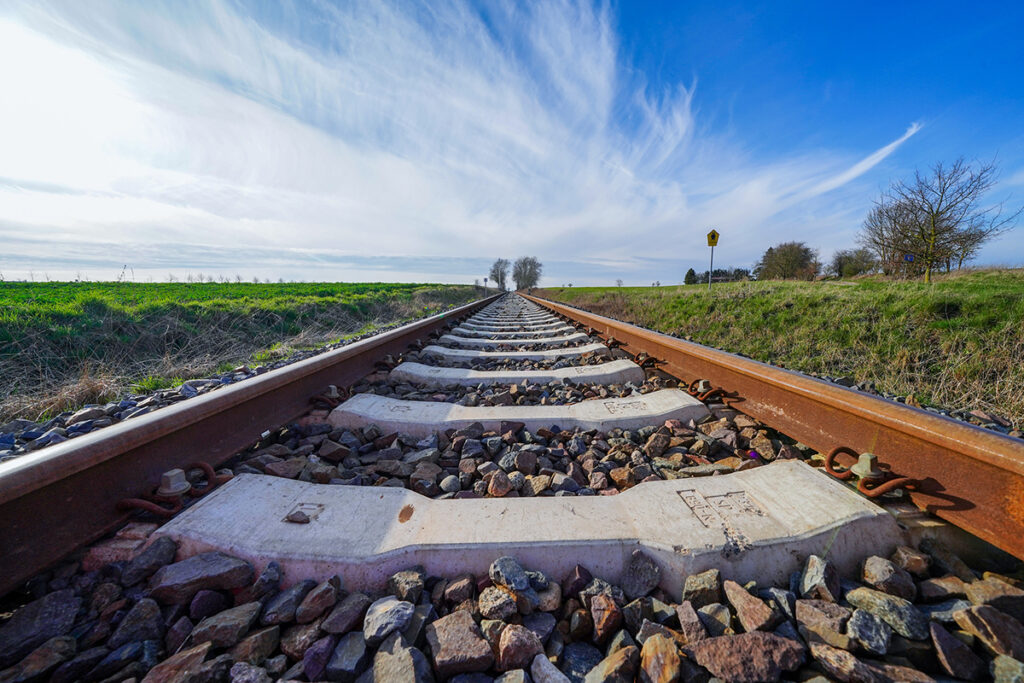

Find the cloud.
xmin=0 ymin=0 xmax=921 ymax=284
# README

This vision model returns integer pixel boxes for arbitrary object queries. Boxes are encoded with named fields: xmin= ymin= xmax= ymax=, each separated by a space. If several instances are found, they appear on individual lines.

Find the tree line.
xmin=748 ymin=157 xmax=1019 ymax=282
xmin=489 ymin=257 xmax=542 ymax=290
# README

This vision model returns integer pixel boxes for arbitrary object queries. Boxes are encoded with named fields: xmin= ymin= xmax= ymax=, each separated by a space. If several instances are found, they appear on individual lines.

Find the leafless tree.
xmin=616 ymin=279 xmax=623 ymax=287
xmin=489 ymin=259 xmax=510 ymax=291
xmin=859 ymin=158 xmax=1020 ymax=282
xmin=511 ymin=256 xmax=542 ymax=289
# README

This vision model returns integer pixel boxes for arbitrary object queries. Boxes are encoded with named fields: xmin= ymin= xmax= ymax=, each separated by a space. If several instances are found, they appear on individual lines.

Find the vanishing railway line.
xmin=2 ymin=291 xmax=1024 ymax=681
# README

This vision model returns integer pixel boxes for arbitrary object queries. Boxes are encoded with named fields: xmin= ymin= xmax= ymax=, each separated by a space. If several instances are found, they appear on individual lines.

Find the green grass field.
xmin=538 ymin=269 xmax=1024 ymax=425
xmin=0 ymin=281 xmax=480 ymax=421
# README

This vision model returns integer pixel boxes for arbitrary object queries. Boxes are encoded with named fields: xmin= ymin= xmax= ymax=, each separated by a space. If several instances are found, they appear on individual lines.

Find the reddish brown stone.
xmin=444 ymin=575 xmax=475 ymax=604
xmin=966 ymin=577 xmax=1024 ymax=623
xmin=280 ymin=618 xmax=325 ymax=660
xmin=862 ymin=556 xmax=916 ymax=601
xmin=264 ymin=457 xmax=306 ymax=479
xmin=497 ymin=624 xmax=544 ymax=672
xmin=918 ymin=575 xmax=968 ymax=602
xmin=890 ymin=545 xmax=930 ymax=577
xmin=674 ymin=601 xmax=707 ymax=645
xmin=424 ymin=610 xmax=493 ymax=678
xmin=810 ymin=641 xmax=932 ymax=682
xmin=488 ymin=470 xmax=513 ymax=497
xmin=140 ymin=642 xmax=211 ymax=683
xmin=795 ymin=599 xmax=851 ymax=633
xmin=953 ymin=605 xmax=1024 ymax=659
xmin=723 ymin=580 xmax=780 ymax=633
xmin=639 ymin=633 xmax=680 ymax=683
xmin=590 ymin=593 xmax=623 ymax=645
xmin=930 ymin=622 xmax=985 ymax=681
xmin=587 ymin=644 xmax=639 ymax=683
xmin=685 ymin=632 xmax=805 ymax=682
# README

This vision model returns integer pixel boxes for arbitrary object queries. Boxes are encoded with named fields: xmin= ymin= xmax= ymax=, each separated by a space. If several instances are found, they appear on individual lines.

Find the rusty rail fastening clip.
xmin=634 ymin=352 xmax=662 ymax=369
xmin=686 ymin=379 xmax=741 ymax=406
xmin=116 ymin=462 xmax=233 ymax=518
xmin=310 ymin=384 xmax=346 ymax=409
xmin=824 ymin=446 xmax=919 ymax=498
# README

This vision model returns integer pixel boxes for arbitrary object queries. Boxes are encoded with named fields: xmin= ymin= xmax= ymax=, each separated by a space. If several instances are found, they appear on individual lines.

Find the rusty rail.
xmin=0 ymin=294 xmax=500 ymax=597
xmin=524 ymin=293 xmax=1024 ymax=560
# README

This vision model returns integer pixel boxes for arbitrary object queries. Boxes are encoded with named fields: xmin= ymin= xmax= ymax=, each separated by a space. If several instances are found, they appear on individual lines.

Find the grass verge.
xmin=1 ymin=281 xmax=482 ymax=421
xmin=537 ymin=269 xmax=1024 ymax=426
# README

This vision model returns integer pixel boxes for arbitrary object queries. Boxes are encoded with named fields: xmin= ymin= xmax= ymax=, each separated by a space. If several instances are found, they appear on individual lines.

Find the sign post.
xmin=706 ymin=229 xmax=720 ymax=291
xmin=484 ymin=277 xmax=488 ymax=291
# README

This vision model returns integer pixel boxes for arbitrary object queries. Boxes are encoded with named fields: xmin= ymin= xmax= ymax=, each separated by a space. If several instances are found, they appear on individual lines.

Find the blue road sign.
xmin=904 ymin=254 xmax=915 ymax=262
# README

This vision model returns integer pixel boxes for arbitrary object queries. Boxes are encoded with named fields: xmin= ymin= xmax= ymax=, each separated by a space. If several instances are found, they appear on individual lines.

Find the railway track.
xmin=2 ymin=292 xmax=1024 ymax=682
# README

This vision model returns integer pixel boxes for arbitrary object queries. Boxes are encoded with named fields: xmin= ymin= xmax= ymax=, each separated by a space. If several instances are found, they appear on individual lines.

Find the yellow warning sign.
xmin=706 ymin=230 xmax=720 ymax=247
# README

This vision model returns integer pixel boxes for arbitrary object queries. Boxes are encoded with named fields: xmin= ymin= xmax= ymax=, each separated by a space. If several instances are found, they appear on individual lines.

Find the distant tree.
xmin=167 ymin=273 xmax=177 ymax=282
xmin=512 ymin=256 xmax=542 ymax=289
xmin=253 ymin=276 xmax=260 ymax=284
xmin=754 ymin=242 xmax=819 ymax=280
xmin=684 ymin=268 xmax=697 ymax=285
xmin=859 ymin=158 xmax=1020 ymax=282
xmin=489 ymin=259 xmax=510 ymax=290
xmin=235 ymin=274 xmax=243 ymax=283
xmin=616 ymin=279 xmax=623 ymax=287
xmin=829 ymin=248 xmax=877 ymax=278
xmin=474 ymin=278 xmax=481 ymax=289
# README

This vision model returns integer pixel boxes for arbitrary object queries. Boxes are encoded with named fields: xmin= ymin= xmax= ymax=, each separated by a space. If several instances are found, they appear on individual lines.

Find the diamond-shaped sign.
xmin=706 ymin=230 xmax=720 ymax=247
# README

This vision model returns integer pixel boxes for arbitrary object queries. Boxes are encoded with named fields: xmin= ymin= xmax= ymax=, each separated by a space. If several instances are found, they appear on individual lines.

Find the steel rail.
xmin=0 ymin=294 xmax=500 ymax=597
xmin=524 ymin=293 xmax=1024 ymax=560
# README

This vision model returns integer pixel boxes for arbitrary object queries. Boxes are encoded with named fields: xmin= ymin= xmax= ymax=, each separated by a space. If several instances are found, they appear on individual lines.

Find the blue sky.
xmin=1 ymin=1 xmax=1022 ymax=285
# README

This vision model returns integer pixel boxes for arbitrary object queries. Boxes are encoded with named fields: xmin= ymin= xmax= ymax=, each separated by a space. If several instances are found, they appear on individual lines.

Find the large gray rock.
xmin=846 ymin=587 xmax=929 ymax=640
xmin=363 ymin=596 xmax=415 ymax=646
xmin=108 ymin=598 xmax=164 ymax=648
xmin=681 ymin=568 xmax=721 ymax=609
xmin=560 ymin=642 xmax=603 ymax=682
xmin=121 ymin=536 xmax=177 ymax=587
xmin=190 ymin=601 xmax=261 ymax=648
xmin=0 ymin=635 xmax=76 ymax=683
xmin=148 ymin=552 xmax=253 ymax=604
xmin=532 ymin=653 xmax=570 ymax=683
xmin=323 ymin=592 xmax=373 ymax=635
xmin=260 ymin=579 xmax=316 ymax=625
xmin=356 ymin=632 xmax=433 ymax=682
xmin=619 ymin=550 xmax=660 ymax=601
xmin=846 ymin=608 xmax=892 ymax=656
xmin=0 ymin=589 xmax=81 ymax=667
xmin=327 ymin=631 xmax=371 ymax=682
xmin=490 ymin=557 xmax=530 ymax=592
xmin=799 ymin=555 xmax=840 ymax=602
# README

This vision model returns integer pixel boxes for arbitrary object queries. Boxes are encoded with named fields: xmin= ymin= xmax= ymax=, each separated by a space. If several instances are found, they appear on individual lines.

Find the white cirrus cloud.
xmin=0 ymin=0 xmax=921 ymax=283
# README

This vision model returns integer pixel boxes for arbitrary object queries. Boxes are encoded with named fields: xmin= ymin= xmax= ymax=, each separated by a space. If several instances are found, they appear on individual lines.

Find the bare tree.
xmin=511 ymin=256 xmax=542 ymax=289
xmin=616 ymin=279 xmax=623 ymax=287
xmin=860 ymin=158 xmax=1020 ymax=282
xmin=489 ymin=259 xmax=510 ymax=291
